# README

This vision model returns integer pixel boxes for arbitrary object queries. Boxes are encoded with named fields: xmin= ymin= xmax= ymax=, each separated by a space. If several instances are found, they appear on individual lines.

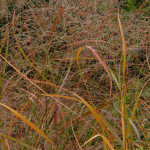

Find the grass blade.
xmin=81 ymin=134 xmax=115 ymax=150
xmin=76 ymin=46 xmax=112 ymax=96
xmin=1 ymin=134 xmax=36 ymax=150
xmin=0 ymin=103 xmax=55 ymax=149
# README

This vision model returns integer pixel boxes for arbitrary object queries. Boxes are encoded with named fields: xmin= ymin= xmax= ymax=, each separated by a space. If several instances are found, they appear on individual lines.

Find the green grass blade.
xmin=1 ymin=134 xmax=36 ymax=149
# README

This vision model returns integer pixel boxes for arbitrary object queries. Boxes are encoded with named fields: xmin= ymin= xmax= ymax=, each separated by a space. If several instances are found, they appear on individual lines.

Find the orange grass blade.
xmin=7 ymin=102 xmax=28 ymax=134
xmin=41 ymin=94 xmax=81 ymax=102
xmin=135 ymin=0 xmax=149 ymax=13
xmin=0 ymin=103 xmax=55 ymax=148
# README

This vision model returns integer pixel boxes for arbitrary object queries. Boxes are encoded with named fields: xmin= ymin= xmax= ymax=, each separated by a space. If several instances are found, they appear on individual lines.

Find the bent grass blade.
xmin=81 ymin=134 xmax=115 ymax=150
xmin=76 ymin=46 xmax=112 ymax=96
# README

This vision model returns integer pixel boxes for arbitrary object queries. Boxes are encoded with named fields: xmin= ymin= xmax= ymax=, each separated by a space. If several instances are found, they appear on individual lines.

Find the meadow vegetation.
xmin=0 ymin=0 xmax=149 ymax=149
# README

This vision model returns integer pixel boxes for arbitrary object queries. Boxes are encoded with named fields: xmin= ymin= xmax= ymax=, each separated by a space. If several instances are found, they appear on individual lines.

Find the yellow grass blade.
xmin=118 ymin=14 xmax=126 ymax=77
xmin=118 ymin=13 xmax=127 ymax=149
xmin=131 ymin=78 xmax=150 ymax=119
xmin=81 ymin=134 xmax=115 ymax=150
xmin=41 ymin=94 xmax=81 ymax=102
xmin=0 ymin=103 xmax=55 ymax=149
xmin=6 ymin=102 xmax=28 ymax=134
xmin=71 ymin=121 xmax=82 ymax=150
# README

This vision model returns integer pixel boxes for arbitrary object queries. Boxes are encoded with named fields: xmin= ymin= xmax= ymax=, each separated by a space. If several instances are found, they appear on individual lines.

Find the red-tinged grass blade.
xmin=0 ymin=103 xmax=55 ymax=148
xmin=94 ymin=14 xmax=111 ymax=39
xmin=1 ymin=134 xmax=36 ymax=150
xmin=60 ymin=111 xmax=67 ymax=138
xmin=48 ymin=6 xmax=64 ymax=50
xmin=76 ymin=46 xmax=112 ymax=96
xmin=23 ymin=89 xmax=46 ymax=109
xmin=81 ymin=134 xmax=115 ymax=150
xmin=53 ymin=104 xmax=58 ymax=130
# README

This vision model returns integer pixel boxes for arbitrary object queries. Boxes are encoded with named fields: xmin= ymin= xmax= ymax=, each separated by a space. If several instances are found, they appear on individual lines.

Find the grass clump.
xmin=0 ymin=0 xmax=149 ymax=149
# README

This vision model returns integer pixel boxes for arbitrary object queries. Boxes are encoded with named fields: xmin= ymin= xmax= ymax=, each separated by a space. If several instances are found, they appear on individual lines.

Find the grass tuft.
xmin=0 ymin=0 xmax=149 ymax=149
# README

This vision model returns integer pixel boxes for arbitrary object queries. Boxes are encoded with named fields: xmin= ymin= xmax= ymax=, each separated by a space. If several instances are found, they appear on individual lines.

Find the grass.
xmin=0 ymin=0 xmax=149 ymax=149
